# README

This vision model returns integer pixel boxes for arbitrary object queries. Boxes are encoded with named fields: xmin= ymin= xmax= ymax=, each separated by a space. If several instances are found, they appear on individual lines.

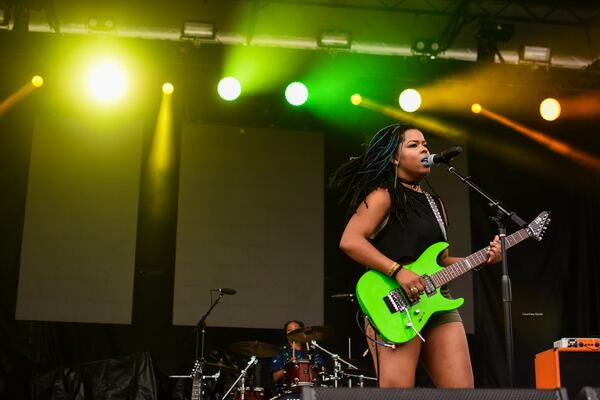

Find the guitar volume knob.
xmin=414 ymin=309 xmax=421 ymax=315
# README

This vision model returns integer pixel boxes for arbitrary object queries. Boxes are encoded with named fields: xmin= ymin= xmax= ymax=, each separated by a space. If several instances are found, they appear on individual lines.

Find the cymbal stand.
xmin=310 ymin=340 xmax=358 ymax=388
xmin=223 ymin=356 xmax=257 ymax=400
xmin=341 ymin=372 xmax=377 ymax=388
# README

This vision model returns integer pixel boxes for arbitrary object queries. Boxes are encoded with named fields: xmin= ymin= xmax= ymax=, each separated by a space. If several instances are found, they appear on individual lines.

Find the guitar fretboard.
xmin=431 ymin=228 xmax=530 ymax=287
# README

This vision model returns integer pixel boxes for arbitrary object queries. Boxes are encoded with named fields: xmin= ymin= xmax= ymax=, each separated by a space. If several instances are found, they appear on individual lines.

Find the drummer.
xmin=270 ymin=320 xmax=326 ymax=390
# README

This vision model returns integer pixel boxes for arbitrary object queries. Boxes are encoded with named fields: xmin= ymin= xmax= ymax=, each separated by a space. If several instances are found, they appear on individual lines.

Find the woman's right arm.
xmin=339 ymin=188 xmax=425 ymax=296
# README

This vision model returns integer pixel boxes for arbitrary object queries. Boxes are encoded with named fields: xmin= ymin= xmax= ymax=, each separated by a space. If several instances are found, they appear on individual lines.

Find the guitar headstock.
xmin=526 ymin=211 xmax=551 ymax=241
xmin=191 ymin=359 xmax=202 ymax=379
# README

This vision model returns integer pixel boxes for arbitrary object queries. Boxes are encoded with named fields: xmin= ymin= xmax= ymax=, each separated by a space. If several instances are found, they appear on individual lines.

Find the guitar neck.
xmin=432 ymin=227 xmax=530 ymax=287
xmin=191 ymin=379 xmax=201 ymax=400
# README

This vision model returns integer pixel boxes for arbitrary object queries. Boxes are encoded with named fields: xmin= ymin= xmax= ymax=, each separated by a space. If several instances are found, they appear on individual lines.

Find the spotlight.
xmin=88 ymin=17 xmax=115 ymax=32
xmin=87 ymin=61 xmax=128 ymax=103
xmin=217 ymin=77 xmax=241 ymax=101
xmin=519 ymin=45 xmax=551 ymax=65
xmin=471 ymin=103 xmax=482 ymax=114
xmin=0 ymin=7 xmax=10 ymax=27
xmin=351 ymin=94 xmax=362 ymax=106
xmin=285 ymin=82 xmax=308 ymax=106
xmin=162 ymin=83 xmax=174 ymax=94
xmin=540 ymin=98 xmax=561 ymax=121
xmin=317 ymin=30 xmax=352 ymax=49
xmin=31 ymin=75 xmax=44 ymax=88
xmin=411 ymin=38 xmax=441 ymax=57
xmin=181 ymin=21 xmax=215 ymax=40
xmin=475 ymin=20 xmax=514 ymax=62
xmin=399 ymin=89 xmax=421 ymax=113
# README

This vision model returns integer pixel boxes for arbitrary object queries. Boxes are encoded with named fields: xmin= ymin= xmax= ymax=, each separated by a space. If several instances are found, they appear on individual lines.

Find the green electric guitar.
xmin=356 ymin=211 xmax=551 ymax=344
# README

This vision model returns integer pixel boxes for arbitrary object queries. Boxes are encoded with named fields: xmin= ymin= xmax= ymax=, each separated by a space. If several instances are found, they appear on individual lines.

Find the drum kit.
xmin=185 ymin=325 xmax=376 ymax=400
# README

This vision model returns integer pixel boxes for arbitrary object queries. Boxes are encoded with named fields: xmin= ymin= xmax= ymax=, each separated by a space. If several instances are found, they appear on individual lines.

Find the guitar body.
xmin=356 ymin=241 xmax=464 ymax=344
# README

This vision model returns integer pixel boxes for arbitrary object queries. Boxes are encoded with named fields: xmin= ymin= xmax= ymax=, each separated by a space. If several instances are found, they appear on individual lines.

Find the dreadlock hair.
xmin=328 ymin=123 xmax=418 ymax=224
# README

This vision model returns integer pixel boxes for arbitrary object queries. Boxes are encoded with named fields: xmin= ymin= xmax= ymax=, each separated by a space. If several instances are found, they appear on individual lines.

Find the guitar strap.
xmin=424 ymin=191 xmax=448 ymax=241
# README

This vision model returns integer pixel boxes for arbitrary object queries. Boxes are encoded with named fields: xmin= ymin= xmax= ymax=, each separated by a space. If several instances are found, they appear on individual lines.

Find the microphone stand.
xmin=444 ymin=163 xmax=527 ymax=388
xmin=194 ymin=291 xmax=226 ymax=400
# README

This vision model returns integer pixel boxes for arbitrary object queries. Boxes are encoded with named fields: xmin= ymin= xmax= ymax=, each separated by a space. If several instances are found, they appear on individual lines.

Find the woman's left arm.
xmin=439 ymin=235 xmax=502 ymax=267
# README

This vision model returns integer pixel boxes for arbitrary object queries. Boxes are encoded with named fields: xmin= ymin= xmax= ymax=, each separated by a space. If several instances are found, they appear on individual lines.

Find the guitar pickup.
xmin=421 ymin=275 xmax=436 ymax=296
xmin=383 ymin=290 xmax=407 ymax=313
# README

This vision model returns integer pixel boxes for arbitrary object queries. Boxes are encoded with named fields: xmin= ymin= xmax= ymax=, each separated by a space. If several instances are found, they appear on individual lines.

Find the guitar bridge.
xmin=383 ymin=289 xmax=407 ymax=313
xmin=421 ymin=275 xmax=436 ymax=296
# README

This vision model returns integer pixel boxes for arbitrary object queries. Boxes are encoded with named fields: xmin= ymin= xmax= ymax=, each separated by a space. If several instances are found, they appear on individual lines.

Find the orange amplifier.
xmin=535 ymin=343 xmax=600 ymax=397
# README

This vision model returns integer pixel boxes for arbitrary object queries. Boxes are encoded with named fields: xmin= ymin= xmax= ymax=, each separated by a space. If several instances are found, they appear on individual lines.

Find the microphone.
xmin=421 ymin=146 xmax=463 ymax=167
xmin=212 ymin=288 xmax=237 ymax=295
xmin=330 ymin=293 xmax=355 ymax=300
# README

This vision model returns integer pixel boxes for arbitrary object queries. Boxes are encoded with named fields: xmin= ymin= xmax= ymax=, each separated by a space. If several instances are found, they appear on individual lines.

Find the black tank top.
xmin=370 ymin=189 xmax=447 ymax=264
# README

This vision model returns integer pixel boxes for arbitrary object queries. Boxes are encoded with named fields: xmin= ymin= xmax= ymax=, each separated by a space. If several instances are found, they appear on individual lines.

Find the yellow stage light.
xmin=87 ymin=61 xmax=128 ymax=103
xmin=162 ymin=83 xmax=174 ymax=94
xmin=471 ymin=103 xmax=482 ymax=114
xmin=31 ymin=76 xmax=44 ymax=88
xmin=540 ymin=98 xmax=561 ymax=121
xmin=351 ymin=94 xmax=362 ymax=106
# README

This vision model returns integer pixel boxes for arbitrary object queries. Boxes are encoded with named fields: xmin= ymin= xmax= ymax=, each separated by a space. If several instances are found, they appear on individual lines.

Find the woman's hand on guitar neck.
xmin=484 ymin=235 xmax=502 ymax=266
xmin=396 ymin=268 xmax=426 ymax=302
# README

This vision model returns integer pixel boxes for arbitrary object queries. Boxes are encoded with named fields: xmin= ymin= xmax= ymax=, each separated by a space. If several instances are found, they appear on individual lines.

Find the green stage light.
xmin=285 ymin=82 xmax=308 ymax=106
xmin=217 ymin=77 xmax=241 ymax=101
xmin=399 ymin=89 xmax=421 ymax=112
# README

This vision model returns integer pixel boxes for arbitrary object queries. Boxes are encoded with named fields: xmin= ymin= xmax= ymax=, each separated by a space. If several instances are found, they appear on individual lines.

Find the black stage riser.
xmin=300 ymin=387 xmax=569 ymax=400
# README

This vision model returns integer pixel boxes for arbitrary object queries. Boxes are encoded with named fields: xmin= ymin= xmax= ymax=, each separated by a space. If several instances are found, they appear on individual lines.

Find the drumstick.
xmin=292 ymin=341 xmax=295 ymax=360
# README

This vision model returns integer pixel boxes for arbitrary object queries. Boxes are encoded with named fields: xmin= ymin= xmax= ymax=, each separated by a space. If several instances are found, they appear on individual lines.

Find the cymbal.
xmin=287 ymin=325 xmax=334 ymax=343
xmin=229 ymin=340 xmax=279 ymax=358
xmin=205 ymin=360 xmax=239 ymax=373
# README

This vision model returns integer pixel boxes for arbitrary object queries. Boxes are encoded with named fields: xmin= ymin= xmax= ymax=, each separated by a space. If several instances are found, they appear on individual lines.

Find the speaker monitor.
xmin=301 ymin=387 xmax=568 ymax=400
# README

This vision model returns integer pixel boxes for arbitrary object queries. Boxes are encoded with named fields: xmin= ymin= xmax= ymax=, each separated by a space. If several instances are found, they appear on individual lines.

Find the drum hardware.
xmin=205 ymin=360 xmax=239 ymax=373
xmin=287 ymin=326 xmax=334 ymax=344
xmin=193 ymin=289 xmax=235 ymax=400
xmin=230 ymin=341 xmax=279 ymax=358
xmin=223 ymin=355 xmax=258 ymax=400
xmin=309 ymin=340 xmax=359 ymax=388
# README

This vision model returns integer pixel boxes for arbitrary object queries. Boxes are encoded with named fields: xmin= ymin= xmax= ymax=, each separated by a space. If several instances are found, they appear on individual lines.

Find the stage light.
xmin=351 ymin=94 xmax=362 ymax=106
xmin=285 ymin=82 xmax=308 ymax=106
xmin=181 ymin=21 xmax=215 ymax=40
xmin=411 ymin=38 xmax=441 ymax=57
xmin=217 ymin=77 xmax=241 ymax=101
xmin=162 ymin=83 xmax=174 ymax=94
xmin=87 ymin=61 xmax=127 ymax=103
xmin=540 ymin=98 xmax=561 ymax=121
xmin=88 ymin=17 xmax=115 ymax=32
xmin=475 ymin=21 xmax=515 ymax=62
xmin=0 ymin=7 xmax=10 ymax=27
xmin=31 ymin=75 xmax=44 ymax=88
xmin=399 ymin=89 xmax=421 ymax=112
xmin=318 ymin=31 xmax=352 ymax=49
xmin=471 ymin=103 xmax=482 ymax=114
xmin=519 ymin=45 xmax=552 ymax=64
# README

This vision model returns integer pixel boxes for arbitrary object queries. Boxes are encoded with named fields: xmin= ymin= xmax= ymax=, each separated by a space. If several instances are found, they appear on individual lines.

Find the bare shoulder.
xmin=355 ymin=188 xmax=391 ymax=217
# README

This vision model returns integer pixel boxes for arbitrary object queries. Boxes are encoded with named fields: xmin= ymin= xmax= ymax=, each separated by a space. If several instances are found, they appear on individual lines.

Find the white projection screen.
xmin=16 ymin=117 xmax=143 ymax=324
xmin=174 ymin=124 xmax=324 ymax=329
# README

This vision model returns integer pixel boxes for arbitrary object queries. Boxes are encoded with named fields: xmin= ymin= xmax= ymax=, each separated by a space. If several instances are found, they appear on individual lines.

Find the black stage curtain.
xmin=469 ymin=124 xmax=600 ymax=388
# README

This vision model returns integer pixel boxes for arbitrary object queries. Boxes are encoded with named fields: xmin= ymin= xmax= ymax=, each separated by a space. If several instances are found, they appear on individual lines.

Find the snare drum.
xmin=284 ymin=359 xmax=320 ymax=388
xmin=234 ymin=387 xmax=265 ymax=400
